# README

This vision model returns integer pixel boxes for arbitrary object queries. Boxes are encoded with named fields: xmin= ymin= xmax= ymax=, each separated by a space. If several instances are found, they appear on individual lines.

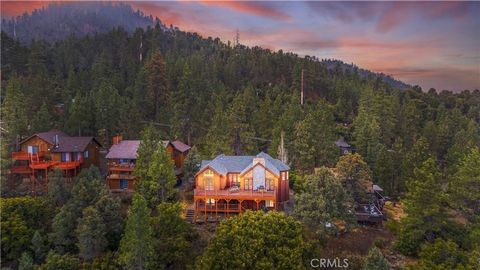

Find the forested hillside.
xmin=1 ymin=4 xmax=479 ymax=269
xmin=1 ymin=2 xmax=157 ymax=44
xmin=2 ymin=20 xmax=479 ymax=196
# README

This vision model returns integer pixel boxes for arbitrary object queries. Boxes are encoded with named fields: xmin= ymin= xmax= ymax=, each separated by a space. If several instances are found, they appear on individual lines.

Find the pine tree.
xmin=31 ymin=230 xmax=47 ymax=263
xmin=1 ymin=75 xmax=29 ymax=150
xmin=18 ymin=252 xmax=34 ymax=270
xmin=94 ymin=192 xmax=123 ymax=250
xmin=151 ymin=202 xmax=193 ymax=269
xmin=134 ymin=125 xmax=161 ymax=182
xmin=76 ymin=206 xmax=108 ymax=261
xmin=335 ymin=153 xmax=372 ymax=200
xmin=47 ymin=170 xmax=71 ymax=207
xmin=172 ymin=63 xmax=196 ymax=145
xmin=396 ymin=158 xmax=448 ymax=256
xmin=147 ymin=144 xmax=177 ymax=204
xmin=31 ymin=101 xmax=53 ymax=132
xmin=294 ymin=167 xmax=355 ymax=237
xmin=294 ymin=101 xmax=338 ymax=172
xmin=449 ymin=147 xmax=480 ymax=222
xmin=363 ymin=246 xmax=390 ymax=270
xmin=118 ymin=194 xmax=154 ymax=270
xmin=202 ymin=91 xmax=232 ymax=157
xmin=183 ymin=146 xmax=201 ymax=187
xmin=146 ymin=49 xmax=168 ymax=121
xmin=227 ymin=86 xmax=256 ymax=155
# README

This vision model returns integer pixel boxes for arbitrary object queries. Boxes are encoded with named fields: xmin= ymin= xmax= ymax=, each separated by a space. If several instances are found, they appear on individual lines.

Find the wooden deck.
xmin=11 ymin=151 xmax=46 ymax=161
xmin=108 ymin=163 xmax=135 ymax=172
xmin=194 ymin=188 xmax=276 ymax=200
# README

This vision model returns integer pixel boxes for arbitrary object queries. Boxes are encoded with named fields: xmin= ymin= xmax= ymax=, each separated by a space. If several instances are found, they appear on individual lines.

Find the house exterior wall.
xmin=20 ymin=136 xmax=53 ymax=155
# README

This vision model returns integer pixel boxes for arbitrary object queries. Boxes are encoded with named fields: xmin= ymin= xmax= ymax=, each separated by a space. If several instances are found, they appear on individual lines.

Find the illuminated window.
xmin=206 ymin=198 xmax=215 ymax=204
xmin=244 ymin=178 xmax=253 ymax=190
xmin=229 ymin=174 xmax=240 ymax=187
xmin=204 ymin=170 xmax=214 ymax=191
xmin=265 ymin=200 xmax=274 ymax=208
xmin=266 ymin=178 xmax=274 ymax=191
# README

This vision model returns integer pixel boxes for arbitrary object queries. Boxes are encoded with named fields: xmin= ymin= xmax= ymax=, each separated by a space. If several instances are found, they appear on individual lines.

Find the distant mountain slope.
xmin=1 ymin=2 xmax=411 ymax=90
xmin=323 ymin=59 xmax=411 ymax=90
xmin=1 ymin=2 xmax=158 ymax=44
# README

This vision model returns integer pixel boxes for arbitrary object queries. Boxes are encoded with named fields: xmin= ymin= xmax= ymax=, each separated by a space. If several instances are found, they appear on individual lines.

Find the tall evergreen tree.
xmin=118 ymin=194 xmax=154 ymax=270
xmin=146 ymin=49 xmax=168 ymax=121
xmin=76 ymin=206 xmax=107 ymax=261
xmin=294 ymin=167 xmax=355 ymax=237
xmin=396 ymin=158 xmax=449 ymax=256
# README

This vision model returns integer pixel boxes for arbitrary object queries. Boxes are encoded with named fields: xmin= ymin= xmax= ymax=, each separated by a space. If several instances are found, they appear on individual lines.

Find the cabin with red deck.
xmin=11 ymin=130 xmax=101 ymax=194
xmin=105 ymin=135 xmax=190 ymax=192
xmin=193 ymin=152 xmax=290 ymax=223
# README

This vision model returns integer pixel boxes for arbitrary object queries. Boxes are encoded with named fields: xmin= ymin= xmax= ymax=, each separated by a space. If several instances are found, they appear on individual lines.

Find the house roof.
xmin=106 ymin=140 xmax=141 ymax=160
xmin=106 ymin=139 xmax=190 ymax=160
xmin=335 ymin=136 xmax=351 ymax=148
xmin=198 ymin=152 xmax=289 ymax=176
xmin=170 ymin=140 xmax=191 ymax=153
xmin=20 ymin=130 xmax=69 ymax=145
xmin=51 ymin=137 xmax=99 ymax=152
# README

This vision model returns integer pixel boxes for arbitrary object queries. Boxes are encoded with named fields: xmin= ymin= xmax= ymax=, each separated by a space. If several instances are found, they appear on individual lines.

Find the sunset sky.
xmin=2 ymin=1 xmax=479 ymax=92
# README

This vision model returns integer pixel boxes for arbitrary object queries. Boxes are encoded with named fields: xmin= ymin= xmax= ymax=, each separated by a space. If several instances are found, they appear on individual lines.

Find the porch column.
xmin=215 ymin=200 xmax=218 ymax=222
xmin=226 ymin=199 xmax=230 ymax=218
xmin=204 ymin=198 xmax=207 ymax=223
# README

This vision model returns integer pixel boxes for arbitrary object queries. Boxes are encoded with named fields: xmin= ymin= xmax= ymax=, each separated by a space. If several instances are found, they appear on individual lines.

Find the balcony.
xmin=194 ymin=187 xmax=276 ymax=200
xmin=11 ymin=165 xmax=32 ymax=174
xmin=108 ymin=162 xmax=135 ymax=172
xmin=11 ymin=151 xmax=46 ymax=161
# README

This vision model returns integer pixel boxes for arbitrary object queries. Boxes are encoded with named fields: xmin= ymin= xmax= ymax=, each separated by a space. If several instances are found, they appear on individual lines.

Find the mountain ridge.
xmin=1 ymin=2 xmax=414 ymax=91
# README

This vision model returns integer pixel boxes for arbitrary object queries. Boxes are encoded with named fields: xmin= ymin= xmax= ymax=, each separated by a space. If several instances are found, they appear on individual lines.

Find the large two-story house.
xmin=105 ymin=135 xmax=191 ymax=192
xmin=11 ymin=130 xmax=101 ymax=193
xmin=193 ymin=152 xmax=290 ymax=223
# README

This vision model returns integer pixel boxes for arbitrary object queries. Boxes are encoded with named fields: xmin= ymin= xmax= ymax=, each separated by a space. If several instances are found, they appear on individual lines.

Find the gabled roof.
xmin=162 ymin=140 xmax=191 ymax=153
xmin=106 ymin=140 xmax=140 ymax=160
xmin=20 ymin=130 xmax=69 ymax=145
xmin=197 ymin=152 xmax=289 ymax=176
xmin=170 ymin=140 xmax=191 ymax=153
xmin=335 ymin=136 xmax=351 ymax=148
xmin=51 ymin=137 xmax=100 ymax=153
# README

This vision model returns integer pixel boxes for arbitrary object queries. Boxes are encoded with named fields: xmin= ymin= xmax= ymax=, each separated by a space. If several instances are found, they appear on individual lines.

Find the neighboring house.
xmin=193 ymin=152 xmax=290 ymax=223
xmin=11 ymin=130 xmax=101 ymax=193
xmin=105 ymin=135 xmax=191 ymax=192
xmin=335 ymin=136 xmax=353 ymax=154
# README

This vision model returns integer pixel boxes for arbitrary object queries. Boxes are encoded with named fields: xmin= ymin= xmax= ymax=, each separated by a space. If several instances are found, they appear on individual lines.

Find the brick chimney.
xmin=112 ymin=135 xmax=123 ymax=145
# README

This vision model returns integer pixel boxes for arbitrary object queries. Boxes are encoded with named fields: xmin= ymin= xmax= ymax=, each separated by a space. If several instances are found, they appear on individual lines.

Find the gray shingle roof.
xmin=106 ymin=140 xmax=140 ymax=159
xmin=199 ymin=152 xmax=289 ymax=176
xmin=335 ymin=136 xmax=351 ymax=148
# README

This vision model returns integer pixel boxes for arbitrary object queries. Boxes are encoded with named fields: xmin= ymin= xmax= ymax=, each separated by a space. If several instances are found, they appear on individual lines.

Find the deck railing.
xmin=11 ymin=151 xmax=46 ymax=160
xmin=108 ymin=162 xmax=136 ymax=172
xmin=194 ymin=187 xmax=276 ymax=199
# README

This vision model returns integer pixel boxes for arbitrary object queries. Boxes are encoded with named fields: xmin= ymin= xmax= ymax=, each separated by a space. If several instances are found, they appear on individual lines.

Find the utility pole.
xmin=300 ymin=68 xmax=304 ymax=105
xmin=139 ymin=32 xmax=143 ymax=61
xmin=234 ymin=29 xmax=240 ymax=47
xmin=278 ymin=131 xmax=288 ymax=164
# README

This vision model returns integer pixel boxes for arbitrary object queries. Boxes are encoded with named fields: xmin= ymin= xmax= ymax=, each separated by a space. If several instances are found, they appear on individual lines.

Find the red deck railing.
xmin=12 ymin=151 xmax=46 ymax=160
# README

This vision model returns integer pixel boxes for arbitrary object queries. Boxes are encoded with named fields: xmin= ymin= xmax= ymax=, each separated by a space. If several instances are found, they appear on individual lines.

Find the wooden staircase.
xmin=185 ymin=209 xmax=195 ymax=223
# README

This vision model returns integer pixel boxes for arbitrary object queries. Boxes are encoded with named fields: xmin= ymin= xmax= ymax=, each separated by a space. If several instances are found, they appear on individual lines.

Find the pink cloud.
xmin=199 ymin=1 xmax=291 ymax=21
